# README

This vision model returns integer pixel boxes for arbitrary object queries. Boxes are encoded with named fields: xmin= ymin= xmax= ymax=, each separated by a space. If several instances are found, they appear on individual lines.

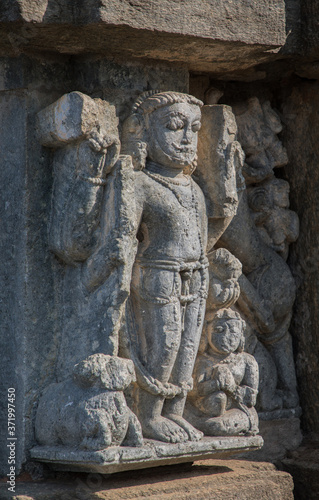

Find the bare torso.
xmin=134 ymin=170 xmax=207 ymax=264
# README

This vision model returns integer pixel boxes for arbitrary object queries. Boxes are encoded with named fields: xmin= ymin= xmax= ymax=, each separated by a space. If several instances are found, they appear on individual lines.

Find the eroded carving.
xmin=217 ymin=97 xmax=299 ymax=414
xmin=247 ymin=178 xmax=299 ymax=260
xmin=35 ymin=354 xmax=143 ymax=450
xmin=33 ymin=90 xmax=267 ymax=469
xmin=186 ymin=309 xmax=259 ymax=436
xmin=121 ymin=91 xmax=209 ymax=443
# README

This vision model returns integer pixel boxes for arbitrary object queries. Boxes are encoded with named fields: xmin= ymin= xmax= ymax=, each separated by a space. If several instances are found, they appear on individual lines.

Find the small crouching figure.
xmin=185 ymin=309 xmax=259 ymax=436
xmin=35 ymin=354 xmax=143 ymax=450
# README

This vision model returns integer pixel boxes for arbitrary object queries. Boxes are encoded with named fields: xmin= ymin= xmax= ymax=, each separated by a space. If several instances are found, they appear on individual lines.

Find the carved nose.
xmin=182 ymin=126 xmax=192 ymax=144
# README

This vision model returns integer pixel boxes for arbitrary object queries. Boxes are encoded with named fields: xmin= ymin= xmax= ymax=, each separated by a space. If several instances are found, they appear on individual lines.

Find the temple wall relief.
xmin=31 ymin=88 xmax=298 ymax=471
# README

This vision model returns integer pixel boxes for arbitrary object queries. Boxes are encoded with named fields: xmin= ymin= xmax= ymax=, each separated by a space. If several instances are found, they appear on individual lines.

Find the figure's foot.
xmin=283 ymin=390 xmax=299 ymax=409
xmin=141 ymin=416 xmax=189 ymax=443
xmin=166 ymin=413 xmax=204 ymax=441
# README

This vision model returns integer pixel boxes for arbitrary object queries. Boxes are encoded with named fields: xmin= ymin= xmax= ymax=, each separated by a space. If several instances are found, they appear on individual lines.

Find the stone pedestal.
xmin=30 ymin=436 xmax=263 ymax=474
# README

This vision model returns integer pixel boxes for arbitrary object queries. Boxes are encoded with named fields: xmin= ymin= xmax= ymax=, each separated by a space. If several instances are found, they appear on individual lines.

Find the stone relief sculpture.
xmin=35 ymin=92 xmax=142 ymax=450
xmin=120 ymin=91 xmax=209 ymax=443
xmin=32 ymin=88 xmax=299 ymax=471
xmin=35 ymin=354 xmax=143 ymax=450
xmin=247 ymin=178 xmax=299 ymax=261
xmin=185 ymin=309 xmax=259 ymax=436
xmin=215 ymin=96 xmax=300 ymax=414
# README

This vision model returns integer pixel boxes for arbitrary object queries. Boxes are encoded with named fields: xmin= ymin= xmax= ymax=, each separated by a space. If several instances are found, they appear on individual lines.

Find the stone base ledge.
xmin=30 ymin=435 xmax=263 ymax=474
xmin=0 ymin=458 xmax=294 ymax=500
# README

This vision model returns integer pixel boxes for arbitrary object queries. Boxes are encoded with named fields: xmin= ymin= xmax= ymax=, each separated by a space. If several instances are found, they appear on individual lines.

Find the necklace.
xmin=143 ymin=169 xmax=192 ymax=208
xmin=144 ymin=169 xmax=190 ymax=187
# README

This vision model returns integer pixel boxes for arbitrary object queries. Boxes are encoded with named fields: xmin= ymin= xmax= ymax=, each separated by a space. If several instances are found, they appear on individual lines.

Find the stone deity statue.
xmin=121 ymin=91 xmax=209 ymax=443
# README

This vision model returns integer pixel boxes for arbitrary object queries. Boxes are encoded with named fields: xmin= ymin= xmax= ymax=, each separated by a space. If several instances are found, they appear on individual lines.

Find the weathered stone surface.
xmin=0 ymin=91 xmax=28 ymax=481
xmin=240 ymin=418 xmax=303 ymax=462
xmin=35 ymin=355 xmax=143 ymax=451
xmin=281 ymin=439 xmax=319 ymax=500
xmin=0 ymin=459 xmax=294 ymax=500
xmin=0 ymin=0 xmax=287 ymax=44
xmin=0 ymin=20 xmax=312 ymax=487
xmin=186 ymin=309 xmax=259 ymax=437
xmin=217 ymin=98 xmax=299 ymax=415
xmin=29 ymin=89 xmax=262 ymax=476
xmin=30 ymin=436 xmax=263 ymax=474
xmin=0 ymin=1 xmax=292 ymax=74
xmin=196 ymin=105 xmax=244 ymax=222
xmin=281 ymin=81 xmax=319 ymax=436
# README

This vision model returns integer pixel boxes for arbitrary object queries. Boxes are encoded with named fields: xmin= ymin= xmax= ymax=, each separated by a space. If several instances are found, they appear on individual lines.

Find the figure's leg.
xmin=163 ymin=270 xmax=207 ymax=440
xmin=200 ymin=408 xmax=258 ymax=436
xmin=135 ymin=390 xmax=188 ymax=442
xmin=253 ymin=340 xmax=283 ymax=412
xmin=122 ymin=408 xmax=143 ymax=447
xmin=130 ymin=267 xmax=188 ymax=442
xmin=196 ymin=392 xmax=227 ymax=417
xmin=266 ymin=332 xmax=299 ymax=409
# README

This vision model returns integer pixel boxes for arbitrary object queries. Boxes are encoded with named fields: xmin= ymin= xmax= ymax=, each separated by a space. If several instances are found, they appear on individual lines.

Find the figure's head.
xmin=207 ymin=309 xmax=245 ymax=355
xmin=121 ymin=91 xmax=203 ymax=172
xmin=73 ymin=354 xmax=136 ymax=391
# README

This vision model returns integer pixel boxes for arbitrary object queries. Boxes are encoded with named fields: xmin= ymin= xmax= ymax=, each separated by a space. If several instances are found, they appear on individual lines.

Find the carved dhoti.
xmin=127 ymin=258 xmax=209 ymax=398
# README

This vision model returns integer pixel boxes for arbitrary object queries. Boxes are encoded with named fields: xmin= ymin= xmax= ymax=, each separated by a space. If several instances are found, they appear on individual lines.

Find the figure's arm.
xmin=82 ymin=165 xmax=143 ymax=291
xmin=37 ymin=92 xmax=120 ymax=266
xmin=229 ymin=354 xmax=259 ymax=407
xmin=198 ymin=364 xmax=237 ymax=397
xmin=49 ymin=135 xmax=119 ymax=265
xmin=195 ymin=377 xmax=222 ymax=397
xmin=237 ymin=273 xmax=275 ymax=334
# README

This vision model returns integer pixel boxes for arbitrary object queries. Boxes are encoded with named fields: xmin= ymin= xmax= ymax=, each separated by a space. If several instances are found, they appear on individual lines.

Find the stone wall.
xmin=281 ymin=80 xmax=319 ymax=435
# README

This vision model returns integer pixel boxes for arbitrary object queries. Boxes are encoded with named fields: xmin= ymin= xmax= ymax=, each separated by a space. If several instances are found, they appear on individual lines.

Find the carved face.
xmin=146 ymin=103 xmax=201 ymax=169
xmin=208 ymin=318 xmax=243 ymax=354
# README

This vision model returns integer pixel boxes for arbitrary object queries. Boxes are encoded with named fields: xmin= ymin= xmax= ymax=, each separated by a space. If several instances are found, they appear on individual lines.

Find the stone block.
xmin=37 ymin=91 xmax=118 ymax=147
xmin=238 ymin=417 xmax=303 ymax=462
xmin=0 ymin=1 xmax=294 ymax=74
xmin=0 ymin=459 xmax=294 ymax=499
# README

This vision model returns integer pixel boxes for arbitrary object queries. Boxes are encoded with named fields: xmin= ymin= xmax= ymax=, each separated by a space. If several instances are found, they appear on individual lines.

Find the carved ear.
xmin=121 ymin=113 xmax=148 ymax=170
xmin=122 ymin=113 xmax=145 ymax=137
xmin=103 ymin=135 xmax=121 ymax=174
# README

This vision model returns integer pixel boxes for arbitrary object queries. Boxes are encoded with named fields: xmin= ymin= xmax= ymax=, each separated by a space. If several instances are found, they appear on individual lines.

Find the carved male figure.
xmin=122 ymin=92 xmax=209 ymax=443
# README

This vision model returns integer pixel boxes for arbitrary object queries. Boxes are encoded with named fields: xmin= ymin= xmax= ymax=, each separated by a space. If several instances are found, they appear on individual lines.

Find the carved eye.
xmin=166 ymin=118 xmax=185 ymax=131
xmin=215 ymin=326 xmax=224 ymax=333
xmin=192 ymin=121 xmax=201 ymax=132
